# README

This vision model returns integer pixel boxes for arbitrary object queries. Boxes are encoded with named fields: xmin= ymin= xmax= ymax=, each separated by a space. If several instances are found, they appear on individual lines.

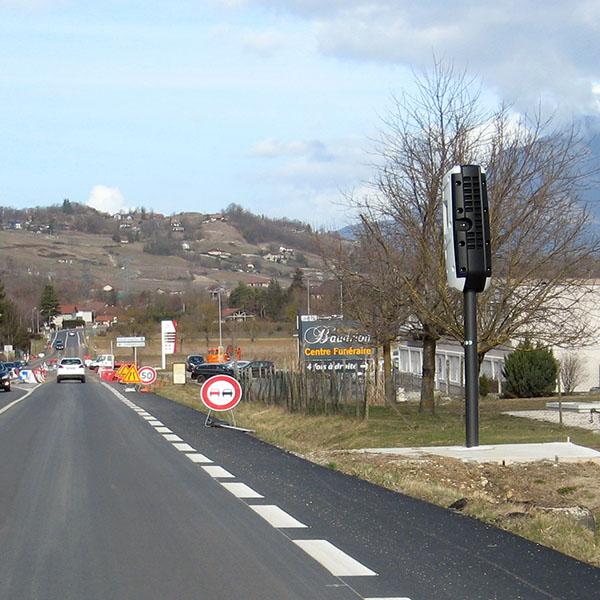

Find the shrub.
xmin=479 ymin=374 xmax=491 ymax=398
xmin=502 ymin=341 xmax=558 ymax=398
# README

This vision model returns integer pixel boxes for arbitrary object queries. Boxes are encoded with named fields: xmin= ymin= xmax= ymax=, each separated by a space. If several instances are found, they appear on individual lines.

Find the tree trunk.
xmin=383 ymin=341 xmax=395 ymax=406
xmin=419 ymin=334 xmax=436 ymax=414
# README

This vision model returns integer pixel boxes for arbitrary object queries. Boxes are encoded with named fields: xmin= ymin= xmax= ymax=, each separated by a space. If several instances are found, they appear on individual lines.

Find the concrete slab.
xmin=357 ymin=442 xmax=600 ymax=464
xmin=546 ymin=401 xmax=600 ymax=412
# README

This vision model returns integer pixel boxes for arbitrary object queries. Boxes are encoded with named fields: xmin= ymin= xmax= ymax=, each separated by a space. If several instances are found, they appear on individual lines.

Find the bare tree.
xmin=559 ymin=353 xmax=586 ymax=394
xmin=328 ymin=60 xmax=599 ymax=414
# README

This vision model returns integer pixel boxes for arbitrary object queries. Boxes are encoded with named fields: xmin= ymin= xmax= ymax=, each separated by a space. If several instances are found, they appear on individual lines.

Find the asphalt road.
xmin=1 ymin=339 xmax=599 ymax=599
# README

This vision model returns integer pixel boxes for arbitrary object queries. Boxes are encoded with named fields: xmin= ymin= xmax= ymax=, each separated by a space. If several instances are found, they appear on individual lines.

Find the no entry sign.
xmin=200 ymin=375 xmax=242 ymax=412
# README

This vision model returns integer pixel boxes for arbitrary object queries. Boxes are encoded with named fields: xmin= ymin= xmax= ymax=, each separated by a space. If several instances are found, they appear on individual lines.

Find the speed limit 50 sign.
xmin=138 ymin=366 xmax=158 ymax=385
xmin=200 ymin=375 xmax=242 ymax=411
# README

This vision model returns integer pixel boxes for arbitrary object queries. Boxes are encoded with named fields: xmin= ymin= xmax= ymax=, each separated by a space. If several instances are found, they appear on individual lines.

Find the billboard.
xmin=298 ymin=315 xmax=374 ymax=372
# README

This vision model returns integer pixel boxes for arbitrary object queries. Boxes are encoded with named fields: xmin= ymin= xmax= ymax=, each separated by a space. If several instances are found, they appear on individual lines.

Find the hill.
xmin=0 ymin=201 xmax=327 ymax=303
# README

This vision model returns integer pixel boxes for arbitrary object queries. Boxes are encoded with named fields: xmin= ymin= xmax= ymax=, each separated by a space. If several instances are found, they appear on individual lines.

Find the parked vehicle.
xmin=242 ymin=360 xmax=275 ymax=377
xmin=190 ymin=363 xmax=234 ymax=383
xmin=88 ymin=354 xmax=115 ymax=371
xmin=185 ymin=355 xmax=205 ymax=372
xmin=57 ymin=357 xmax=86 ymax=383
xmin=0 ymin=367 xmax=11 ymax=391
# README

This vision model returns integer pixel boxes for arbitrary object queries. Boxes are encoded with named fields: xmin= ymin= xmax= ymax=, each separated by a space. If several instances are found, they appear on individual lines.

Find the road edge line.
xmin=0 ymin=384 xmax=42 ymax=416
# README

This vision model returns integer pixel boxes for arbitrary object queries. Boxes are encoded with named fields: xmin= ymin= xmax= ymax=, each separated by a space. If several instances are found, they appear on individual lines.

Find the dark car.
xmin=191 ymin=363 xmax=234 ymax=383
xmin=0 ymin=367 xmax=11 ymax=392
xmin=185 ymin=354 xmax=205 ymax=372
xmin=54 ymin=340 xmax=64 ymax=351
xmin=241 ymin=360 xmax=275 ymax=377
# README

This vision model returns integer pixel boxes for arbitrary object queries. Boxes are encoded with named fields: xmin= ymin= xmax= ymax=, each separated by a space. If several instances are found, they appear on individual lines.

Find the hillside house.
xmin=207 ymin=248 xmax=231 ymax=258
xmin=248 ymin=278 xmax=270 ymax=289
xmin=264 ymin=253 xmax=285 ymax=263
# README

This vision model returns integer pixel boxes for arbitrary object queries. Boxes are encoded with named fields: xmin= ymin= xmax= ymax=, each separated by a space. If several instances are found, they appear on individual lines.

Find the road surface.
xmin=1 ymin=334 xmax=599 ymax=599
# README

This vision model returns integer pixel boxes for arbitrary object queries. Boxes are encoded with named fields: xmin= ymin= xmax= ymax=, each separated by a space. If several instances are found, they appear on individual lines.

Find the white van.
xmin=89 ymin=354 xmax=115 ymax=371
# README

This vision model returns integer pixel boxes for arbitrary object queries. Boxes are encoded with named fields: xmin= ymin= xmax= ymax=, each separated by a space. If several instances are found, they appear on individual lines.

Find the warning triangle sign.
xmin=120 ymin=365 xmax=141 ymax=384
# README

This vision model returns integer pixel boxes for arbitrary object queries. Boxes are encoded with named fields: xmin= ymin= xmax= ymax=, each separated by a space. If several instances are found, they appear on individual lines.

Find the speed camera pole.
xmin=442 ymin=164 xmax=492 ymax=448
xmin=464 ymin=289 xmax=479 ymax=446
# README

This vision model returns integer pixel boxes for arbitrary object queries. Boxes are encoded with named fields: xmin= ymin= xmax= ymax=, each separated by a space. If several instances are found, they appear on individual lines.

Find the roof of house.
xmin=59 ymin=304 xmax=78 ymax=315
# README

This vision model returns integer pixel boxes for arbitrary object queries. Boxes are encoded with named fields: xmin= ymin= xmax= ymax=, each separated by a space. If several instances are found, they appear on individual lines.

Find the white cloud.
xmin=249 ymin=138 xmax=334 ymax=161
xmin=235 ymin=1 xmax=600 ymax=115
xmin=86 ymin=185 xmax=128 ymax=215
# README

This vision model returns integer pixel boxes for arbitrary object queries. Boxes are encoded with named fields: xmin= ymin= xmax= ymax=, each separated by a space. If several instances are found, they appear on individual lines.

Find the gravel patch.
xmin=504 ymin=409 xmax=600 ymax=432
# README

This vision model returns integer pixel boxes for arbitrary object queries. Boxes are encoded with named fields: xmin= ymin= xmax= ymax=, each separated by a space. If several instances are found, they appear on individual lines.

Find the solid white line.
xmin=154 ymin=426 xmax=172 ymax=433
xmin=292 ymin=540 xmax=377 ymax=577
xmin=202 ymin=466 xmax=235 ymax=478
xmin=220 ymin=482 xmax=263 ymax=498
xmin=250 ymin=505 xmax=308 ymax=529
xmin=172 ymin=443 xmax=195 ymax=452
xmin=148 ymin=420 xmax=163 ymax=426
xmin=0 ymin=384 xmax=42 ymax=416
xmin=185 ymin=453 xmax=213 ymax=464
xmin=163 ymin=434 xmax=183 ymax=442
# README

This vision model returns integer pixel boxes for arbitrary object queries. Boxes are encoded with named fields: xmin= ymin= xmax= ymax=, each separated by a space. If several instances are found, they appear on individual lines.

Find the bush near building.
xmin=502 ymin=341 xmax=558 ymax=398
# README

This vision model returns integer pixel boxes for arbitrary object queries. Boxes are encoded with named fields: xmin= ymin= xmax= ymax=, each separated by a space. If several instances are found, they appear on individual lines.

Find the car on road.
xmin=0 ymin=366 xmax=11 ymax=392
xmin=68 ymin=331 xmax=76 ymax=337
xmin=185 ymin=354 xmax=205 ymax=372
xmin=57 ymin=357 xmax=86 ymax=383
xmin=54 ymin=340 xmax=64 ymax=351
xmin=190 ymin=363 xmax=234 ymax=383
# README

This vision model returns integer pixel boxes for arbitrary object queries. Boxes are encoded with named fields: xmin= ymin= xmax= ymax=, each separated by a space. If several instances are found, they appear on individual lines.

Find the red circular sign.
xmin=200 ymin=375 xmax=242 ymax=411
xmin=138 ymin=366 xmax=158 ymax=385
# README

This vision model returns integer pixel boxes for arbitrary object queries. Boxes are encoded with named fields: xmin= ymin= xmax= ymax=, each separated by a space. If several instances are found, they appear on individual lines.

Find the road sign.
xmin=138 ymin=366 xmax=157 ymax=385
xmin=120 ymin=365 xmax=141 ymax=384
xmin=116 ymin=336 xmax=146 ymax=348
xmin=200 ymin=375 xmax=242 ymax=412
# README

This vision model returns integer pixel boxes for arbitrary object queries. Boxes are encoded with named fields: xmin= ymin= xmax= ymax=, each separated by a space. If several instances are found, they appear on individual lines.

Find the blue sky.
xmin=1 ymin=1 xmax=599 ymax=226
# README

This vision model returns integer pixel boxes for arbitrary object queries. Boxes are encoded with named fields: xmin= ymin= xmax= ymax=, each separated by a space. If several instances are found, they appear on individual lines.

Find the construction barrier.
xmin=18 ymin=370 xmax=38 ymax=384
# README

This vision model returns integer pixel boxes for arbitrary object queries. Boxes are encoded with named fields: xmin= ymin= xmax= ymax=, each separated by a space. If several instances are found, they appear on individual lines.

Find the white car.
xmin=57 ymin=357 xmax=86 ymax=383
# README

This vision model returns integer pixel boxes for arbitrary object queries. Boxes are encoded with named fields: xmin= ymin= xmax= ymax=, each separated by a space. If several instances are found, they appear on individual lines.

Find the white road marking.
xmin=364 ymin=597 xmax=412 ymax=600
xmin=0 ymin=384 xmax=42 ymax=416
xmin=154 ymin=426 xmax=172 ymax=433
xmin=148 ymin=420 xmax=163 ymax=426
xmin=202 ymin=466 xmax=235 ymax=478
xmin=220 ymin=482 xmax=264 ymax=498
xmin=250 ymin=505 xmax=308 ymax=528
xmin=172 ymin=443 xmax=195 ymax=452
xmin=292 ymin=540 xmax=377 ymax=577
xmin=185 ymin=453 xmax=213 ymax=464
xmin=163 ymin=434 xmax=183 ymax=442
xmin=142 ymin=416 xmax=154 ymax=420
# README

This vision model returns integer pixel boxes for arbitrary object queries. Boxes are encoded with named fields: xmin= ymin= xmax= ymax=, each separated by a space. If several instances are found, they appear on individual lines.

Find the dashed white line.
xmin=148 ymin=420 xmax=163 ymax=426
xmin=202 ymin=466 xmax=235 ymax=478
xmin=364 ymin=597 xmax=412 ymax=600
xmin=249 ymin=505 xmax=308 ymax=529
xmin=172 ymin=443 xmax=195 ymax=452
xmin=292 ymin=540 xmax=377 ymax=577
xmin=185 ymin=453 xmax=213 ymax=464
xmin=163 ymin=433 xmax=183 ymax=442
xmin=220 ymin=482 xmax=264 ymax=498
xmin=142 ymin=416 xmax=155 ymax=421
xmin=155 ymin=426 xmax=173 ymax=433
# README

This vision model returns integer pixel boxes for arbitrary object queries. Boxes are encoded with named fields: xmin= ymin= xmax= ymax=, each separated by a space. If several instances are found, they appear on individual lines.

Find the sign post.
xmin=200 ymin=374 xmax=243 ymax=427
xmin=161 ymin=320 xmax=177 ymax=370
xmin=116 ymin=336 xmax=146 ymax=368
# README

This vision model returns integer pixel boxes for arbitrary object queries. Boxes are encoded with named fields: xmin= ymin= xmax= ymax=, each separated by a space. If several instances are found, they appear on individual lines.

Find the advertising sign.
xmin=298 ymin=315 xmax=374 ymax=372
xmin=161 ymin=319 xmax=177 ymax=369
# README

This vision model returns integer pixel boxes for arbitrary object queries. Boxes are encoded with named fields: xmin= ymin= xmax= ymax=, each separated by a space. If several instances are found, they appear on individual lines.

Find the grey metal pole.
xmin=464 ymin=289 xmax=479 ymax=447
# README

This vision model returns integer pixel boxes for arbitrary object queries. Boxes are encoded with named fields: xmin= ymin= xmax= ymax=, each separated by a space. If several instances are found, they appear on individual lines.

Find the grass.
xmin=155 ymin=382 xmax=600 ymax=567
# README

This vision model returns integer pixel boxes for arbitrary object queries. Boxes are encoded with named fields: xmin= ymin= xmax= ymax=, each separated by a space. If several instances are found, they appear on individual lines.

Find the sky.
xmin=1 ymin=0 xmax=599 ymax=227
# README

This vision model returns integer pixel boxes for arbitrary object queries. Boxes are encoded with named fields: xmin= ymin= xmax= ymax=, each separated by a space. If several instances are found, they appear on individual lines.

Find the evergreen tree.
xmin=502 ymin=340 xmax=558 ymax=398
xmin=265 ymin=279 xmax=286 ymax=320
xmin=40 ymin=283 xmax=60 ymax=324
